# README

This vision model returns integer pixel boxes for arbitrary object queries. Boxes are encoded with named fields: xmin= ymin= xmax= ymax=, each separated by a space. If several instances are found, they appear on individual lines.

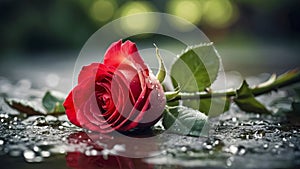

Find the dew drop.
xmin=253 ymin=130 xmax=264 ymax=139
xmin=180 ymin=146 xmax=187 ymax=152
xmin=203 ymin=142 xmax=213 ymax=150
xmin=227 ymin=145 xmax=238 ymax=154
xmin=0 ymin=140 xmax=4 ymax=145
xmin=226 ymin=156 xmax=234 ymax=167
xmin=237 ymin=146 xmax=247 ymax=155
xmin=41 ymin=151 xmax=51 ymax=157
xmin=45 ymin=115 xmax=57 ymax=122
xmin=33 ymin=117 xmax=48 ymax=126
xmin=33 ymin=146 xmax=40 ymax=152
xmin=263 ymin=144 xmax=269 ymax=149
xmin=23 ymin=150 xmax=35 ymax=160
xmin=85 ymin=149 xmax=98 ymax=156
xmin=113 ymin=144 xmax=125 ymax=152
xmin=9 ymin=149 xmax=22 ymax=157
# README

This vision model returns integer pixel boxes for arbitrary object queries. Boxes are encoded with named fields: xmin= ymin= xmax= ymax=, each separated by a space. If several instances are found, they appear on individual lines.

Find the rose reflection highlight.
xmin=66 ymin=132 xmax=154 ymax=169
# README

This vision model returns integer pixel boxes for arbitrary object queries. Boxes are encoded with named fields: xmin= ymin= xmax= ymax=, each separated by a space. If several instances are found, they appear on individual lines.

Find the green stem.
xmin=168 ymin=69 xmax=300 ymax=101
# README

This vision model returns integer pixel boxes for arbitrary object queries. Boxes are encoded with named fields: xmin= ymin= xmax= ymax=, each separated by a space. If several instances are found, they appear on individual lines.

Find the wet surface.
xmin=1 ymin=75 xmax=300 ymax=169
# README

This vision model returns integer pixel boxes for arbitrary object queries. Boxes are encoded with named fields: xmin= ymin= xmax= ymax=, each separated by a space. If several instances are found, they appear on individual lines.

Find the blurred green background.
xmin=0 ymin=0 xmax=299 ymax=91
xmin=1 ymin=0 xmax=299 ymax=53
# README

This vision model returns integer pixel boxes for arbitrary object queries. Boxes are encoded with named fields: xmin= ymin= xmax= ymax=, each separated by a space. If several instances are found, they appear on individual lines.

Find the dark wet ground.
xmin=0 ymin=74 xmax=300 ymax=169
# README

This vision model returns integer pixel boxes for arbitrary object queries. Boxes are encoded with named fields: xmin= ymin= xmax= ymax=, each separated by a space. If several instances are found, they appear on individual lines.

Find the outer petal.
xmin=63 ymin=92 xmax=81 ymax=127
xmin=78 ymin=63 xmax=100 ymax=84
xmin=103 ymin=40 xmax=148 ymax=73
xmin=64 ymin=77 xmax=95 ymax=128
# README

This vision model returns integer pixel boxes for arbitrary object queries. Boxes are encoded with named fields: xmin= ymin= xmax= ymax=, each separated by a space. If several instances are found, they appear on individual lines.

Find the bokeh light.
xmin=117 ymin=1 xmax=158 ymax=35
xmin=90 ymin=0 xmax=117 ymax=23
xmin=166 ymin=0 xmax=202 ymax=32
xmin=202 ymin=0 xmax=239 ymax=28
xmin=167 ymin=0 xmax=202 ymax=24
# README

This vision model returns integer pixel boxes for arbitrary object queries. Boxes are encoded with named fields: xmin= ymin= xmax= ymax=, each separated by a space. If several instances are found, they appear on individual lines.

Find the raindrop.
xmin=226 ymin=156 xmax=234 ymax=167
xmin=274 ymin=144 xmax=280 ymax=149
xmin=33 ymin=146 xmax=41 ymax=152
xmin=253 ymin=130 xmax=264 ymax=139
xmin=113 ymin=144 xmax=125 ymax=152
xmin=237 ymin=146 xmax=246 ymax=155
xmin=263 ymin=144 xmax=269 ymax=149
xmin=9 ymin=149 xmax=22 ymax=157
xmin=85 ymin=149 xmax=98 ymax=156
xmin=203 ymin=142 xmax=213 ymax=150
xmin=23 ymin=150 xmax=35 ymax=160
xmin=0 ymin=140 xmax=4 ymax=145
xmin=0 ymin=113 xmax=9 ymax=119
xmin=16 ymin=125 xmax=25 ymax=130
xmin=226 ymin=145 xmax=247 ymax=155
xmin=45 ymin=115 xmax=57 ymax=122
xmin=33 ymin=117 xmax=48 ymax=126
xmin=41 ymin=151 xmax=51 ymax=157
xmin=180 ymin=146 xmax=187 ymax=152
xmin=288 ymin=143 xmax=295 ymax=148
xmin=227 ymin=145 xmax=238 ymax=154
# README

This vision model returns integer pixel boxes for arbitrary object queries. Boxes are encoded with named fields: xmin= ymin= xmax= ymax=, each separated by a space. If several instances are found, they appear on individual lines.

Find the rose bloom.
xmin=63 ymin=40 xmax=166 ymax=133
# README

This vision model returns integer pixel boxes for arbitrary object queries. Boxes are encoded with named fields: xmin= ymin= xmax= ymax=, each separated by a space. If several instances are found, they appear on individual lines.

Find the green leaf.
xmin=42 ymin=91 xmax=66 ymax=114
xmin=183 ymin=97 xmax=230 ymax=116
xmin=293 ymin=87 xmax=300 ymax=99
xmin=234 ymin=81 xmax=271 ymax=114
xmin=4 ymin=98 xmax=45 ymax=116
xmin=154 ymin=44 xmax=166 ymax=83
xmin=292 ymin=101 xmax=300 ymax=113
xmin=162 ymin=106 xmax=208 ymax=137
xmin=170 ymin=43 xmax=220 ymax=92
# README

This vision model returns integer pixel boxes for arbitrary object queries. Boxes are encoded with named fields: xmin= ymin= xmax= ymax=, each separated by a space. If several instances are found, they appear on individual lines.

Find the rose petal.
xmin=64 ymin=76 xmax=95 ymax=127
xmin=78 ymin=63 xmax=100 ymax=84
xmin=103 ymin=40 xmax=148 ymax=73
xmin=63 ymin=92 xmax=81 ymax=127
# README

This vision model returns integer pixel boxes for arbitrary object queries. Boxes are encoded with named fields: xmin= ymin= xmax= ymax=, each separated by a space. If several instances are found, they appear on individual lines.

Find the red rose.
xmin=63 ymin=40 xmax=166 ymax=133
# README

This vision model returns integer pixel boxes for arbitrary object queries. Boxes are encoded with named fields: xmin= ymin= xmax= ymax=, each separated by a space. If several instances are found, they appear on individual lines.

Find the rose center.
xmin=99 ymin=94 xmax=111 ymax=111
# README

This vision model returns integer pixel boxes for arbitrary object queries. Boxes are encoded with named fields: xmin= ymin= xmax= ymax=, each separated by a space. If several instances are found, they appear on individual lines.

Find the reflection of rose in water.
xmin=66 ymin=132 xmax=155 ymax=169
